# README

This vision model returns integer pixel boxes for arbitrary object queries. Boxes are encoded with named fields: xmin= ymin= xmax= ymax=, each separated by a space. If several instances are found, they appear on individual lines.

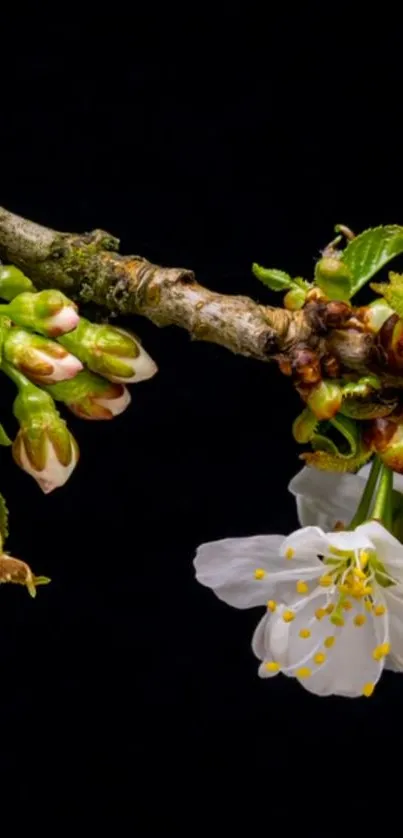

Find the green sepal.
xmin=252 ymin=264 xmax=311 ymax=295
xmin=0 ymin=265 xmax=35 ymax=301
xmin=304 ymin=414 xmax=371 ymax=472
xmin=292 ymin=407 xmax=319 ymax=444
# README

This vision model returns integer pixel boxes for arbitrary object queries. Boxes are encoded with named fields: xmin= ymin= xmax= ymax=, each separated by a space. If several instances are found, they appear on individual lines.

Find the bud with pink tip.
xmin=59 ymin=317 xmax=157 ymax=383
xmin=4 ymin=328 xmax=83 ymax=384
xmin=46 ymin=369 xmax=131 ymax=420
xmin=0 ymin=290 xmax=80 ymax=337
xmin=4 ymin=363 xmax=79 ymax=494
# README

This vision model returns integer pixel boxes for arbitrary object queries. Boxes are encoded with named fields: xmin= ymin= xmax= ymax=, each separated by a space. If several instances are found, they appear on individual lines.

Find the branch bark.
xmin=0 ymin=205 xmax=378 ymax=378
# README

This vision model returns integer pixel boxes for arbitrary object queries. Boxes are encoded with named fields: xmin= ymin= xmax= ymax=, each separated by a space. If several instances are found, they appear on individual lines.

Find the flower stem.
xmin=349 ymin=456 xmax=382 ymax=529
xmin=371 ymin=463 xmax=393 ymax=530
xmin=1 ymin=360 xmax=31 ymax=390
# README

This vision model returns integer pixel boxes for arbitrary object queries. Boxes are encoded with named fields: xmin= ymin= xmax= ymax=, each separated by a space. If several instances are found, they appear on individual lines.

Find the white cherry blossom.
xmin=194 ymin=520 xmax=403 ymax=697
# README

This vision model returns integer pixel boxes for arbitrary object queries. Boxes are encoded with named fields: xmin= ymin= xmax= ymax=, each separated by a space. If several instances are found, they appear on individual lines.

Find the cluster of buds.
xmin=0 ymin=265 xmax=158 ymax=499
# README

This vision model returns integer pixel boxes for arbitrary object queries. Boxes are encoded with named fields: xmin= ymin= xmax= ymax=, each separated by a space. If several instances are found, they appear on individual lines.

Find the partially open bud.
xmin=0 ymin=554 xmax=50 ymax=598
xmin=364 ymin=418 xmax=403 ymax=473
xmin=46 ymin=370 xmax=131 ymax=419
xmin=0 ymin=265 xmax=35 ymax=301
xmin=58 ymin=318 xmax=157 ymax=383
xmin=4 ymin=328 xmax=83 ymax=384
xmin=11 ymin=381 xmax=79 ymax=493
xmin=3 ymin=290 xmax=79 ymax=337
xmin=361 ymin=299 xmax=395 ymax=333
xmin=307 ymin=380 xmax=343 ymax=421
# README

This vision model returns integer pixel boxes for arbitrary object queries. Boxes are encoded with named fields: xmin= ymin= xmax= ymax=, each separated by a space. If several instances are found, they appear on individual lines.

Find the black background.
xmin=1 ymin=4 xmax=402 ymax=819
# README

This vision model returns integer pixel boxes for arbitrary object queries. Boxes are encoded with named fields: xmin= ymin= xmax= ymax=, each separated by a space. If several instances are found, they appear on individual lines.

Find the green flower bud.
xmin=284 ymin=287 xmax=307 ymax=311
xmin=8 ymin=373 xmax=79 ymax=493
xmin=1 ymin=290 xmax=79 ymax=337
xmin=58 ymin=318 xmax=157 ymax=383
xmin=0 ymin=265 xmax=35 ymax=301
xmin=306 ymin=380 xmax=343 ymax=421
xmin=314 ymin=257 xmax=352 ymax=302
xmin=363 ymin=299 xmax=395 ymax=333
xmin=45 ymin=370 xmax=131 ymax=420
xmin=4 ymin=328 xmax=83 ymax=383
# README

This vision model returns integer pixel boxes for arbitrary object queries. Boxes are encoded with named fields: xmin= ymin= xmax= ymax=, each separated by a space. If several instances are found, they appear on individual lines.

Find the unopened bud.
xmin=0 ymin=265 xmax=35 ymax=301
xmin=59 ymin=318 xmax=157 ymax=383
xmin=11 ymin=380 xmax=79 ymax=493
xmin=4 ymin=328 xmax=83 ymax=384
xmin=307 ymin=380 xmax=343 ymax=420
xmin=46 ymin=370 xmax=131 ymax=420
xmin=284 ymin=287 xmax=307 ymax=311
xmin=362 ymin=299 xmax=395 ymax=333
xmin=2 ymin=290 xmax=79 ymax=337
xmin=314 ymin=257 xmax=352 ymax=302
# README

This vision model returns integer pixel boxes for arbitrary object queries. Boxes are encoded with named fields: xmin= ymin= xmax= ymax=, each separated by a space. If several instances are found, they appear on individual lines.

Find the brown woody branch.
xmin=0 ymin=206 xmax=381 ymax=378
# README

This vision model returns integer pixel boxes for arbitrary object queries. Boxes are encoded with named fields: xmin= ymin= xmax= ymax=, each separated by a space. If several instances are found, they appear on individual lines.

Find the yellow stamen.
xmin=254 ymin=568 xmax=266 ymax=580
xmin=314 ymin=652 xmax=326 ymax=665
xmin=331 ymin=614 xmax=345 ymax=627
xmin=315 ymin=607 xmax=326 ymax=621
xmin=296 ymin=667 xmax=312 ymax=678
xmin=372 ymin=642 xmax=390 ymax=661
xmin=319 ymin=574 xmax=333 ymax=587
xmin=360 ymin=550 xmax=370 ymax=568
xmin=354 ymin=567 xmax=367 ymax=580
xmin=296 ymin=580 xmax=308 ymax=594
xmin=338 ymin=583 xmax=349 ymax=595
xmin=267 ymin=600 xmax=277 ymax=612
xmin=363 ymin=585 xmax=373 ymax=595
xmin=354 ymin=614 xmax=366 ymax=627
xmin=325 ymin=603 xmax=335 ymax=614
xmin=374 ymin=604 xmax=386 ymax=616
xmin=362 ymin=682 xmax=375 ymax=697
xmin=285 ymin=548 xmax=295 ymax=560
xmin=265 ymin=661 xmax=280 ymax=673
xmin=282 ymin=610 xmax=295 ymax=623
xmin=342 ymin=600 xmax=352 ymax=611
xmin=324 ymin=636 xmax=335 ymax=649
xmin=365 ymin=600 xmax=373 ymax=613
xmin=299 ymin=628 xmax=311 ymax=639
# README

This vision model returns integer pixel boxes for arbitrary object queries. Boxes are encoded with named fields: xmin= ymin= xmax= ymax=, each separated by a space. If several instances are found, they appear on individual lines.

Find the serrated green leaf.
xmin=342 ymin=226 xmax=403 ymax=296
xmin=0 ymin=424 xmax=12 ymax=446
xmin=252 ymin=264 xmax=295 ymax=291
xmin=0 ymin=493 xmax=9 ymax=542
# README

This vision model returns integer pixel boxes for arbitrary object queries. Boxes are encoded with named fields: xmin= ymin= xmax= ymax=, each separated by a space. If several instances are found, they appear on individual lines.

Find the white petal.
xmin=252 ymin=613 xmax=270 ymax=659
xmin=194 ymin=535 xmax=286 ymax=608
xmin=288 ymin=467 xmax=366 ymax=529
xmin=194 ymin=534 xmax=323 ymax=609
xmin=281 ymin=527 xmax=328 ymax=561
xmin=384 ymin=587 xmax=403 ymax=670
xmin=303 ymin=604 xmax=385 ymax=698
xmin=45 ymin=306 xmax=80 ymax=336
xmin=19 ymin=436 xmax=78 ymax=494
xmin=355 ymin=521 xmax=403 ymax=579
xmin=324 ymin=528 xmax=374 ymax=553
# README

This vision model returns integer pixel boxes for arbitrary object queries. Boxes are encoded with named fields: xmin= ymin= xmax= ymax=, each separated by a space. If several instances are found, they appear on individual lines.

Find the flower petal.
xmin=288 ymin=467 xmax=366 ymax=529
xmin=281 ymin=527 xmax=328 ymax=562
xmin=384 ymin=588 xmax=403 ymax=670
xmin=194 ymin=535 xmax=286 ymax=608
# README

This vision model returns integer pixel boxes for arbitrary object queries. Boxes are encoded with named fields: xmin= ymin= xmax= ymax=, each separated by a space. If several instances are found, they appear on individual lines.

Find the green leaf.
xmin=292 ymin=407 xmax=319 ymax=444
xmin=0 ymin=423 xmax=12 ymax=446
xmin=342 ymin=226 xmax=403 ymax=296
xmin=252 ymin=264 xmax=295 ymax=291
xmin=0 ymin=493 xmax=9 ymax=543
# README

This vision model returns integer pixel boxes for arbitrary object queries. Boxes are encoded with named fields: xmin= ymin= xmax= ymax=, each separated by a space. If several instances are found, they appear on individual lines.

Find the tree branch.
xmin=0 ymin=206 xmax=377 ymax=377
